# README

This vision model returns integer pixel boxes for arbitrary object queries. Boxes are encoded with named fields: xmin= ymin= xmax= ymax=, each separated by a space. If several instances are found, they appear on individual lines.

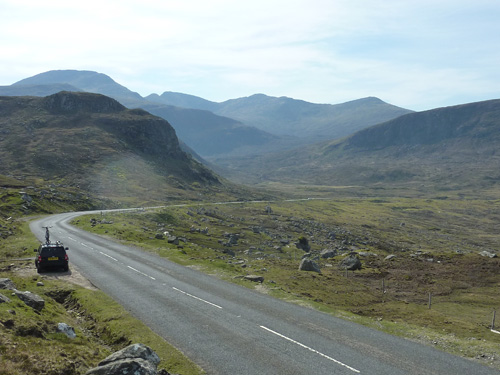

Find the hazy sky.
xmin=1 ymin=0 xmax=499 ymax=110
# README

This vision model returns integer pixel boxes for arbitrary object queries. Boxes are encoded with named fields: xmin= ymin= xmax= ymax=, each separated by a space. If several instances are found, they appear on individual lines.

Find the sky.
xmin=1 ymin=0 xmax=499 ymax=111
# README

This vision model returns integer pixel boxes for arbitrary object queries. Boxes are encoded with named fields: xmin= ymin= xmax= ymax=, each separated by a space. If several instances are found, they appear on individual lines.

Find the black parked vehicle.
xmin=34 ymin=243 xmax=69 ymax=273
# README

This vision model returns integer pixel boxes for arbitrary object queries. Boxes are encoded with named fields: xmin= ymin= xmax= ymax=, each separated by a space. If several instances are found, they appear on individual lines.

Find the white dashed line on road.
xmin=260 ymin=325 xmax=360 ymax=373
xmin=127 ymin=265 xmax=156 ymax=280
xmin=100 ymin=251 xmax=118 ymax=262
xmin=172 ymin=287 xmax=222 ymax=309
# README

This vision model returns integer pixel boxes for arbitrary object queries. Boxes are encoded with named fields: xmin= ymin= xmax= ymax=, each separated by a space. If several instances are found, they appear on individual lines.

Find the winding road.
xmin=30 ymin=210 xmax=498 ymax=375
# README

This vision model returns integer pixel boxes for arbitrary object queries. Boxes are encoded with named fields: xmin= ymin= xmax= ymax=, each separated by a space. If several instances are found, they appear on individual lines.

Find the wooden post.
xmin=492 ymin=310 xmax=496 ymax=330
xmin=428 ymin=292 xmax=432 ymax=309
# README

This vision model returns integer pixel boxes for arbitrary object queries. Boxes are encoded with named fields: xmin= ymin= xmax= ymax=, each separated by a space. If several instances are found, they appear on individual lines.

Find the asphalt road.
xmin=30 ymin=211 xmax=498 ymax=375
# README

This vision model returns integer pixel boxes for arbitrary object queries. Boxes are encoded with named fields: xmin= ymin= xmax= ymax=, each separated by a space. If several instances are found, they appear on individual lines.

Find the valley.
xmin=0 ymin=70 xmax=499 ymax=374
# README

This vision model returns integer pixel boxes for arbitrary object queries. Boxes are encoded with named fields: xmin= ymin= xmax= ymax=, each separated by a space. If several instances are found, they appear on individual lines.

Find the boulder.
xmin=99 ymin=343 xmax=160 ymax=367
xmin=295 ymin=237 xmax=311 ymax=252
xmin=86 ymin=358 xmax=157 ymax=375
xmin=339 ymin=253 xmax=362 ymax=271
xmin=0 ymin=278 xmax=16 ymax=290
xmin=86 ymin=344 xmax=160 ymax=375
xmin=479 ymin=250 xmax=497 ymax=258
xmin=244 ymin=275 xmax=264 ymax=283
xmin=299 ymin=258 xmax=321 ymax=273
xmin=57 ymin=323 xmax=76 ymax=339
xmin=15 ymin=291 xmax=45 ymax=311
xmin=0 ymin=293 xmax=11 ymax=303
xmin=385 ymin=254 xmax=396 ymax=261
xmin=167 ymin=236 xmax=179 ymax=245
xmin=320 ymin=249 xmax=337 ymax=259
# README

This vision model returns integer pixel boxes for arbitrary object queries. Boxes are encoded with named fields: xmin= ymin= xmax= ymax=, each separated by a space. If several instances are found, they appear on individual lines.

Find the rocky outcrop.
xmin=86 ymin=343 xmax=162 ymax=375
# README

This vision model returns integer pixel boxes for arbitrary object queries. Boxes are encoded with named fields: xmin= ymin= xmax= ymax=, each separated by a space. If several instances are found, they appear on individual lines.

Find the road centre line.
xmin=172 ymin=287 xmax=223 ymax=309
xmin=80 ymin=242 xmax=92 ymax=249
xmin=260 ymin=325 xmax=360 ymax=373
xmin=67 ymin=236 xmax=77 ymax=242
xmin=99 ymin=251 xmax=118 ymax=262
xmin=127 ymin=265 xmax=156 ymax=280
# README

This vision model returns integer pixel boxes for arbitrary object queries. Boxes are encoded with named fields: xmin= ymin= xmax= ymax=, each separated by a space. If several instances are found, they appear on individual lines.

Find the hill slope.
xmin=216 ymin=99 xmax=500 ymax=192
xmin=0 ymin=92 xmax=222 ymax=203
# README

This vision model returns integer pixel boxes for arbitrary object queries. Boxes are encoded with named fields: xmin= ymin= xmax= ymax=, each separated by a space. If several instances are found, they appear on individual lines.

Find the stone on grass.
xmin=57 ymin=323 xmax=76 ymax=339
xmin=339 ymin=253 xmax=362 ymax=271
xmin=244 ymin=275 xmax=264 ymax=283
xmin=15 ymin=290 xmax=45 ymax=311
xmin=299 ymin=258 xmax=321 ymax=273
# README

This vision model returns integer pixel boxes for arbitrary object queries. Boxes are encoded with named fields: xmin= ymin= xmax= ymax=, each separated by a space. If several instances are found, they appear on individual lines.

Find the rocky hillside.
xmin=0 ymin=92 xmax=222 ymax=203
xmin=215 ymin=99 xmax=500 ymax=192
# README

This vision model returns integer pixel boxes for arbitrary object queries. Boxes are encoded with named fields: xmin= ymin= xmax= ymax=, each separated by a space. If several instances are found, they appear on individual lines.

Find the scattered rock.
xmin=479 ymin=250 xmax=497 ymax=258
xmin=0 ymin=278 xmax=16 ymax=290
xmin=320 ymin=249 xmax=337 ymax=259
xmin=295 ymin=236 xmax=311 ymax=252
xmin=385 ymin=254 xmax=396 ymax=261
xmin=0 ymin=293 xmax=11 ymax=303
xmin=299 ymin=258 xmax=321 ymax=273
xmin=244 ymin=275 xmax=264 ymax=283
xmin=155 ymin=233 xmax=164 ymax=240
xmin=57 ymin=323 xmax=76 ymax=339
xmin=37 ymin=281 xmax=44 ymax=287
xmin=339 ymin=253 xmax=362 ymax=271
xmin=86 ymin=343 xmax=160 ymax=375
xmin=15 ymin=291 xmax=45 ymax=311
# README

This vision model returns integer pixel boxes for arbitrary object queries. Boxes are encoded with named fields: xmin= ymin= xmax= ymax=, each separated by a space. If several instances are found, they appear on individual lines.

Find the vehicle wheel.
xmin=37 ymin=267 xmax=42 ymax=274
xmin=63 ymin=265 xmax=69 ymax=272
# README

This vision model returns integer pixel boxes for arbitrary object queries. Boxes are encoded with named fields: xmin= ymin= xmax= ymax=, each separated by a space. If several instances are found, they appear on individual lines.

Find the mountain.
xmin=150 ymin=93 xmax=413 ymax=142
xmin=140 ymin=103 xmax=280 ymax=157
xmin=7 ymin=70 xmax=281 ymax=158
xmin=146 ymin=91 xmax=218 ymax=112
xmin=12 ymin=70 xmax=144 ymax=106
xmin=0 ymin=91 xmax=222 ymax=203
xmin=215 ymin=99 xmax=500 ymax=192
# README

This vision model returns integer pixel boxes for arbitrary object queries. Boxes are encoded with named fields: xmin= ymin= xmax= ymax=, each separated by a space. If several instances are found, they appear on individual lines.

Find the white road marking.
xmin=67 ymin=236 xmax=77 ymax=241
xmin=99 ymin=251 xmax=118 ymax=262
xmin=260 ymin=325 xmax=360 ymax=373
xmin=127 ymin=265 xmax=156 ymax=280
xmin=80 ymin=243 xmax=93 ymax=249
xmin=172 ymin=287 xmax=222 ymax=309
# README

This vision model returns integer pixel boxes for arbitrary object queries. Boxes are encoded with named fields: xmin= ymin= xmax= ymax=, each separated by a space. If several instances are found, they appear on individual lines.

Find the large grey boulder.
xmin=15 ymin=290 xmax=45 ymax=311
xmin=86 ymin=358 xmax=157 ymax=375
xmin=339 ymin=253 xmax=362 ymax=271
xmin=320 ymin=249 xmax=337 ymax=259
xmin=86 ymin=343 xmax=160 ymax=375
xmin=299 ymin=258 xmax=321 ymax=273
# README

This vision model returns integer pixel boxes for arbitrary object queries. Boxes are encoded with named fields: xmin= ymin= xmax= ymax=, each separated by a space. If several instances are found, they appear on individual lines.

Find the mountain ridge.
xmin=4 ymin=70 xmax=412 ymax=158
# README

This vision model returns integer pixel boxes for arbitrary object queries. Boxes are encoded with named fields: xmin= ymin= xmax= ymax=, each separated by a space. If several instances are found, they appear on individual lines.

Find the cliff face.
xmin=0 ymin=92 xmax=219 ymax=199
